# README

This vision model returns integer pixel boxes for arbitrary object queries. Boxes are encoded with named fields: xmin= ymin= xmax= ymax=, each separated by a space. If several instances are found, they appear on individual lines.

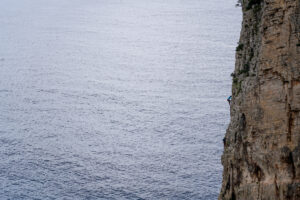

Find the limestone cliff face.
xmin=219 ymin=0 xmax=300 ymax=199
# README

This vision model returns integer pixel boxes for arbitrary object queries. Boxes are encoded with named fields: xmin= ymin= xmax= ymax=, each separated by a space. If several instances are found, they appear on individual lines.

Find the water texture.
xmin=0 ymin=0 xmax=241 ymax=199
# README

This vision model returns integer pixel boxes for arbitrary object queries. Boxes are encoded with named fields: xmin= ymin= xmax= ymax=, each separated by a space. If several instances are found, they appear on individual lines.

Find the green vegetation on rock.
xmin=236 ymin=43 xmax=244 ymax=51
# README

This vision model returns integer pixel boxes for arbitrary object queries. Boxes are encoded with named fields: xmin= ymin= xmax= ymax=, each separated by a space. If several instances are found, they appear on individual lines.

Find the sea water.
xmin=0 ymin=0 xmax=241 ymax=199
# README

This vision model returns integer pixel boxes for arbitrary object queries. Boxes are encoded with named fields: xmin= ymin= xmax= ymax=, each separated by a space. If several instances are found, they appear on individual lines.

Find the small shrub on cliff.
xmin=233 ymin=80 xmax=242 ymax=96
xmin=297 ymin=43 xmax=300 ymax=47
xmin=238 ymin=63 xmax=250 ymax=76
xmin=246 ymin=0 xmax=262 ymax=10
xmin=233 ymin=77 xmax=238 ymax=84
xmin=236 ymin=43 xmax=244 ymax=51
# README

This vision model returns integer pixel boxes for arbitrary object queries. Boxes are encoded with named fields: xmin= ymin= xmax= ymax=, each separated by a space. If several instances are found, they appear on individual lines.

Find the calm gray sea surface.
xmin=0 ymin=0 xmax=241 ymax=199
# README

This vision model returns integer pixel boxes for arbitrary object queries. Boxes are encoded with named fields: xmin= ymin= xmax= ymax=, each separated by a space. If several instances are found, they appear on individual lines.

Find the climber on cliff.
xmin=227 ymin=96 xmax=232 ymax=105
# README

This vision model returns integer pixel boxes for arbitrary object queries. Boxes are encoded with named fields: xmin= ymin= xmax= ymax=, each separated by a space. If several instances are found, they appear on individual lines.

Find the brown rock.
xmin=219 ymin=0 xmax=300 ymax=199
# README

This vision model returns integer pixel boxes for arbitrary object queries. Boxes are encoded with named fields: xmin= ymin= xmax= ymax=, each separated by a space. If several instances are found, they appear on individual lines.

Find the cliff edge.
xmin=219 ymin=0 xmax=300 ymax=199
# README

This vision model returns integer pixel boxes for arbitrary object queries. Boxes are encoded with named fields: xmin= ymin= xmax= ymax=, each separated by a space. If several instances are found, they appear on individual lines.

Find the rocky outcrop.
xmin=219 ymin=0 xmax=300 ymax=199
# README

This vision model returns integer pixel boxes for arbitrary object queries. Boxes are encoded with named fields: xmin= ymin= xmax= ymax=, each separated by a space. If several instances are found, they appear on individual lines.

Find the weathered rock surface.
xmin=219 ymin=0 xmax=300 ymax=199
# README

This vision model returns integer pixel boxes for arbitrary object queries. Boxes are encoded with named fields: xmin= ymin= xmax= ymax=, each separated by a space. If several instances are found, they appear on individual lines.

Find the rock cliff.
xmin=219 ymin=0 xmax=300 ymax=199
